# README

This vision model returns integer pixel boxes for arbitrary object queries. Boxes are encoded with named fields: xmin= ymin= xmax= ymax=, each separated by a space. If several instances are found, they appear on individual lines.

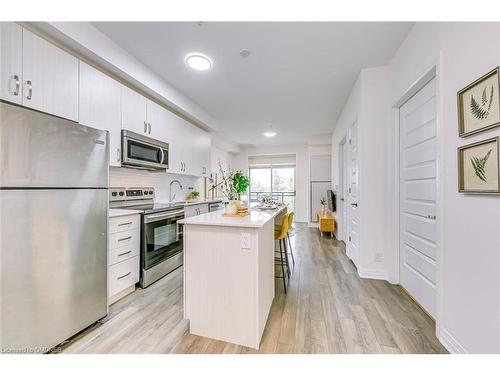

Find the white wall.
xmin=387 ymin=22 xmax=500 ymax=354
xmin=232 ymin=144 xmax=310 ymax=223
xmin=110 ymin=167 xmax=205 ymax=203
xmin=331 ymin=66 xmax=390 ymax=278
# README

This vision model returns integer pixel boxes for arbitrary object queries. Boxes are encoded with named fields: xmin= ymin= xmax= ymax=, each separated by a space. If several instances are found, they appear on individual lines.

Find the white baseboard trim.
xmin=438 ymin=327 xmax=468 ymax=354
xmin=357 ymin=267 xmax=388 ymax=281
xmin=308 ymin=222 xmax=319 ymax=228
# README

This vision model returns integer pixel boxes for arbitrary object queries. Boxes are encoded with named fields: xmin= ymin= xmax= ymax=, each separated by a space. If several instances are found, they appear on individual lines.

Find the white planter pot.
xmin=224 ymin=201 xmax=238 ymax=215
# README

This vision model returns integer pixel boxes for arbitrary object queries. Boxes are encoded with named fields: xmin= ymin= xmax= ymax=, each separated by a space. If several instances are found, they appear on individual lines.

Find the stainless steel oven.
xmin=109 ymin=187 xmax=184 ymax=288
xmin=141 ymin=208 xmax=184 ymax=287
xmin=122 ymin=130 xmax=169 ymax=170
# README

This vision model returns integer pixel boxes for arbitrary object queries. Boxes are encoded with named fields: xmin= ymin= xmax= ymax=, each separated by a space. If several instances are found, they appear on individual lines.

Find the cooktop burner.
xmin=109 ymin=187 xmax=184 ymax=214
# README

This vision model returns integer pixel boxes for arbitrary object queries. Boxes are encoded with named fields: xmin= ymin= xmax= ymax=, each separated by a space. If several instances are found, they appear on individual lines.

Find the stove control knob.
xmin=144 ymin=191 xmax=148 ymax=195
xmin=111 ymin=192 xmax=117 ymax=197
xmin=149 ymin=190 xmax=153 ymax=195
xmin=118 ymin=191 xmax=124 ymax=196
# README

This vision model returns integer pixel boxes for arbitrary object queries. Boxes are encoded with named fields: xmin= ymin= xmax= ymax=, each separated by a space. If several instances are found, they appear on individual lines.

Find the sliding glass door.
xmin=249 ymin=165 xmax=296 ymax=211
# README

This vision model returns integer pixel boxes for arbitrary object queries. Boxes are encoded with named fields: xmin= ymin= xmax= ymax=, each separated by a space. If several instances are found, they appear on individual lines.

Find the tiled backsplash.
xmin=110 ymin=167 xmax=205 ymax=202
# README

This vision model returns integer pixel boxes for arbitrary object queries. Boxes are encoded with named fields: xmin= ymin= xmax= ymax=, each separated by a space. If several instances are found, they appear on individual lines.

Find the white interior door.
xmin=347 ymin=122 xmax=360 ymax=266
xmin=342 ymin=140 xmax=349 ymax=241
xmin=399 ymin=77 xmax=437 ymax=318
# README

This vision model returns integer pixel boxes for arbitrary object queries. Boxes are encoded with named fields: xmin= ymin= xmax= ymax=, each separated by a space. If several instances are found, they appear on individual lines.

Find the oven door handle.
xmin=144 ymin=210 xmax=185 ymax=223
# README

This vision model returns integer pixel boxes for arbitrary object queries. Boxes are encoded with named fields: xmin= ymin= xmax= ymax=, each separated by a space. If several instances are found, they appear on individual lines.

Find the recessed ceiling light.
xmin=239 ymin=49 xmax=251 ymax=58
xmin=185 ymin=53 xmax=212 ymax=71
xmin=263 ymin=131 xmax=277 ymax=138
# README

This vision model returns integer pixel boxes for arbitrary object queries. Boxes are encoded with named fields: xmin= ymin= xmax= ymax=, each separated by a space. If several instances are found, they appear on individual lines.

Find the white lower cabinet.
xmin=108 ymin=256 xmax=140 ymax=300
xmin=184 ymin=203 xmax=209 ymax=218
xmin=108 ymin=214 xmax=141 ymax=305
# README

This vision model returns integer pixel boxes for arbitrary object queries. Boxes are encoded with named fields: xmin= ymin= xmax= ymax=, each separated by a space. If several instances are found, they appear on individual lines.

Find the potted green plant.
xmin=218 ymin=163 xmax=250 ymax=214
xmin=232 ymin=171 xmax=250 ymax=205
xmin=190 ymin=190 xmax=200 ymax=201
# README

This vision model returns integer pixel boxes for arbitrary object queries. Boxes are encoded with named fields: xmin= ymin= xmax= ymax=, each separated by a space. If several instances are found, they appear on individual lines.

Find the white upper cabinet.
xmin=79 ymin=62 xmax=122 ymax=167
xmin=184 ymin=124 xmax=211 ymax=177
xmin=22 ymin=28 xmax=79 ymax=121
xmin=0 ymin=22 xmax=23 ymax=105
xmin=121 ymin=84 xmax=148 ymax=135
xmin=146 ymin=100 xmax=170 ymax=140
xmin=169 ymin=117 xmax=211 ymax=177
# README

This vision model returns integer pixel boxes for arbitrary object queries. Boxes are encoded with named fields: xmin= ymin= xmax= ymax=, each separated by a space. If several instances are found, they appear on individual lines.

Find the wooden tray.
xmin=222 ymin=211 xmax=250 ymax=218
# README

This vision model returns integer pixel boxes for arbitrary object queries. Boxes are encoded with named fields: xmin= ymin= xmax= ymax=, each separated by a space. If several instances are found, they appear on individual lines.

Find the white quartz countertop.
xmin=109 ymin=208 xmax=142 ymax=218
xmin=179 ymin=206 xmax=286 ymax=228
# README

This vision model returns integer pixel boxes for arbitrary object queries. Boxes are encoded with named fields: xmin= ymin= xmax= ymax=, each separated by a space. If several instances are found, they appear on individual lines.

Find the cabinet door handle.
xmin=118 ymin=236 xmax=132 ymax=242
xmin=144 ymin=121 xmax=148 ymax=133
xmin=148 ymin=123 xmax=152 ymax=134
xmin=25 ymin=80 xmax=32 ymax=100
xmin=118 ymin=221 xmax=132 ymax=226
xmin=117 ymin=250 xmax=132 ymax=257
xmin=117 ymin=148 xmax=121 ymax=162
xmin=11 ymin=75 xmax=20 ymax=96
xmin=427 ymin=215 xmax=436 ymax=220
xmin=117 ymin=272 xmax=131 ymax=280
xmin=351 ymin=203 xmax=358 ymax=208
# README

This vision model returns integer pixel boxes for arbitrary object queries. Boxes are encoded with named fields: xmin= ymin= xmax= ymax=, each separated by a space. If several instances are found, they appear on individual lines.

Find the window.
xmin=249 ymin=165 xmax=296 ymax=211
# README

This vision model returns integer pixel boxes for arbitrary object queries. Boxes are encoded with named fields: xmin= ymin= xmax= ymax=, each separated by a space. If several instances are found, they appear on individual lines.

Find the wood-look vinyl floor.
xmin=62 ymin=224 xmax=447 ymax=354
xmin=174 ymin=224 xmax=447 ymax=354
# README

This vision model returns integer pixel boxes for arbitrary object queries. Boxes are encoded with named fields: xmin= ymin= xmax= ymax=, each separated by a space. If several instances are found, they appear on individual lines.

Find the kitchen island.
xmin=179 ymin=206 xmax=286 ymax=349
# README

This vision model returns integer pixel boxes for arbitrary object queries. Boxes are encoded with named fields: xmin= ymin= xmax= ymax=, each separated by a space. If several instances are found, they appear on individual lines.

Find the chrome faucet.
xmin=169 ymin=179 xmax=183 ymax=202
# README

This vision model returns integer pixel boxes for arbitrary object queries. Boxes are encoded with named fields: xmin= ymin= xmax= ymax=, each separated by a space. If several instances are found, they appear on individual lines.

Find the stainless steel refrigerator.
xmin=0 ymin=101 xmax=108 ymax=353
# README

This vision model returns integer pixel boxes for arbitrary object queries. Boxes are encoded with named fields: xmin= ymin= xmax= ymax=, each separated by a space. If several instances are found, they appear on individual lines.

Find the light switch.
xmin=241 ymin=232 xmax=251 ymax=249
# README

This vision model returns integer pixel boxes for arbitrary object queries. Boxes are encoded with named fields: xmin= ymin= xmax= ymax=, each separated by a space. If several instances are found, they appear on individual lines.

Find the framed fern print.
xmin=458 ymin=67 xmax=500 ymax=137
xmin=458 ymin=137 xmax=499 ymax=194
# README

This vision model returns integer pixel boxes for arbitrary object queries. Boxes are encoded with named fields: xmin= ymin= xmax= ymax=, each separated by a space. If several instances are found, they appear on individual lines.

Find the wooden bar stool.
xmin=275 ymin=212 xmax=291 ymax=293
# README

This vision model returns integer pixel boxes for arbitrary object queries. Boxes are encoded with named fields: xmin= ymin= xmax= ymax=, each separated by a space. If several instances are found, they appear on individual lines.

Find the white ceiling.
xmin=93 ymin=22 xmax=412 ymax=147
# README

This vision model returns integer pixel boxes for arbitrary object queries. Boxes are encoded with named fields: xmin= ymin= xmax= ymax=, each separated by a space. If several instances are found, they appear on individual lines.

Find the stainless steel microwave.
xmin=121 ymin=130 xmax=169 ymax=170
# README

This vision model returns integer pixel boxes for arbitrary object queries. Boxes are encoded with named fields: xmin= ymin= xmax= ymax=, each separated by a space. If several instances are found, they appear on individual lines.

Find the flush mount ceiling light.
xmin=263 ymin=127 xmax=277 ymax=138
xmin=185 ymin=53 xmax=212 ymax=71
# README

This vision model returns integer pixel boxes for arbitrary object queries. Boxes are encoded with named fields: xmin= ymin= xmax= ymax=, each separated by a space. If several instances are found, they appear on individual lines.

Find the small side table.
xmin=317 ymin=211 xmax=336 ymax=238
